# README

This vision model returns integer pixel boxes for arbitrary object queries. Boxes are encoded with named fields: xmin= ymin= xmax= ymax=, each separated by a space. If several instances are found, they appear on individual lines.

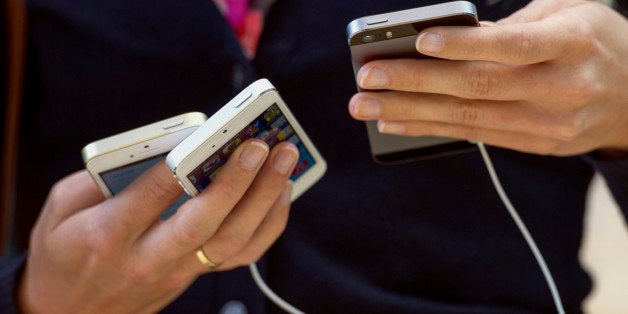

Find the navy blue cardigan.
xmin=2 ymin=0 xmax=627 ymax=313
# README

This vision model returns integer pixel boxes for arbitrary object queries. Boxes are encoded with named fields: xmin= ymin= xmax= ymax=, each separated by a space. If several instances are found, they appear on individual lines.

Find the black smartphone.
xmin=347 ymin=1 xmax=479 ymax=164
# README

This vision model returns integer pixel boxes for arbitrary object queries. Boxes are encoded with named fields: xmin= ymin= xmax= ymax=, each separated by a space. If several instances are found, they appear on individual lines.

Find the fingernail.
xmin=239 ymin=142 xmax=268 ymax=170
xmin=359 ymin=67 xmax=388 ymax=89
xmin=353 ymin=97 xmax=381 ymax=119
xmin=417 ymin=32 xmax=443 ymax=54
xmin=378 ymin=121 xmax=405 ymax=135
xmin=273 ymin=146 xmax=299 ymax=175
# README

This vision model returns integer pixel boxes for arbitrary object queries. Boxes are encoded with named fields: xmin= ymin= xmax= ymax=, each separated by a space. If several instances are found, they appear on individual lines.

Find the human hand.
xmin=18 ymin=139 xmax=298 ymax=313
xmin=349 ymin=0 xmax=628 ymax=156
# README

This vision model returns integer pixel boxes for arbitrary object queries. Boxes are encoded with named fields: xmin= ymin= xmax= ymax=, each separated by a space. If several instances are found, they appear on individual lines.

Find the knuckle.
xmin=173 ymin=220 xmax=206 ymax=247
xmin=215 ymin=230 xmax=249 ymax=254
xmin=212 ymin=176 xmax=246 ymax=202
xmin=461 ymin=34 xmax=484 ymax=58
xmin=48 ymin=181 xmax=67 ymax=201
xmin=567 ymin=73 xmax=599 ymax=107
xmin=451 ymin=100 xmax=481 ymax=126
xmin=145 ymin=174 xmax=180 ymax=202
xmin=405 ymin=62 xmax=425 ymax=91
xmin=556 ymin=115 xmax=585 ymax=142
xmin=556 ymin=12 xmax=596 ymax=57
xmin=83 ymin=220 xmax=121 ymax=257
xmin=510 ymin=28 xmax=540 ymax=62
xmin=570 ymin=19 xmax=596 ymax=52
xmin=461 ymin=65 xmax=498 ymax=98
xmin=572 ymin=86 xmax=596 ymax=108
xmin=124 ymin=264 xmax=154 ymax=287
xmin=46 ymin=181 xmax=73 ymax=214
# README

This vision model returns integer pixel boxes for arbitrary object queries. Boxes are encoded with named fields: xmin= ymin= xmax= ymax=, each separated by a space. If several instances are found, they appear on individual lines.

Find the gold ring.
xmin=196 ymin=247 xmax=221 ymax=268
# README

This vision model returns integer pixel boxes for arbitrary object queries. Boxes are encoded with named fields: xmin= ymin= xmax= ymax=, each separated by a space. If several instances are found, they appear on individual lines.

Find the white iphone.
xmin=166 ymin=79 xmax=326 ymax=201
xmin=81 ymin=112 xmax=207 ymax=218
xmin=347 ymin=1 xmax=479 ymax=163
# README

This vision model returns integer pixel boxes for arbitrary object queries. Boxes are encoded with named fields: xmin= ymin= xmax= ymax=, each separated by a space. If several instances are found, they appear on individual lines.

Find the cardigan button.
xmin=219 ymin=300 xmax=248 ymax=314
xmin=231 ymin=64 xmax=245 ymax=91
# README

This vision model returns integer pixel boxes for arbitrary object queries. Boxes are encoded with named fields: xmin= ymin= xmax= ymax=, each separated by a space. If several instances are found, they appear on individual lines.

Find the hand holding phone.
xmin=81 ymin=112 xmax=207 ymax=218
xmin=28 ymin=84 xmax=311 ymax=312
xmin=23 ymin=138 xmax=296 ymax=312
xmin=347 ymin=1 xmax=479 ymax=163
xmin=167 ymin=78 xmax=326 ymax=201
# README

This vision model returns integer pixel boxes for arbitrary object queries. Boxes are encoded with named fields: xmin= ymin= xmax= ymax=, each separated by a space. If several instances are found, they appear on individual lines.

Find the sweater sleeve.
xmin=584 ymin=152 xmax=628 ymax=219
xmin=0 ymin=253 xmax=27 ymax=314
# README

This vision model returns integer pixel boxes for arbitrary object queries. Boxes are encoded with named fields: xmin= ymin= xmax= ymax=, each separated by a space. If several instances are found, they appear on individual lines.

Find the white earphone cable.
xmin=476 ymin=142 xmax=565 ymax=314
xmin=249 ymin=262 xmax=305 ymax=314
xmin=249 ymin=142 xmax=565 ymax=314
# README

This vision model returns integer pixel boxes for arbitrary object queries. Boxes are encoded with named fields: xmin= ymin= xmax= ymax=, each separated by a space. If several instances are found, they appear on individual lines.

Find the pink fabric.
xmin=239 ymin=10 xmax=263 ymax=57
xmin=215 ymin=0 xmax=268 ymax=57
xmin=222 ymin=0 xmax=249 ymax=36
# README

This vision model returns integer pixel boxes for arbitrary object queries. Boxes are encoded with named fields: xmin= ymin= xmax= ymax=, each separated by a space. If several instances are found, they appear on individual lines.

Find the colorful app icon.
xmin=209 ymin=167 xmax=223 ymax=182
xmin=257 ymin=130 xmax=270 ymax=142
xmin=292 ymin=159 xmax=310 ymax=177
xmin=223 ymin=137 xmax=242 ymax=156
xmin=277 ymin=125 xmax=294 ymax=141
xmin=244 ymin=123 xmax=260 ymax=138
xmin=202 ymin=155 xmax=221 ymax=173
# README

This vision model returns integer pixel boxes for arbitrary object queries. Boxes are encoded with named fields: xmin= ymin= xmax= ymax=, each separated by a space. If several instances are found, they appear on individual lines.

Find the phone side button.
xmin=174 ymin=178 xmax=193 ymax=196
xmin=175 ymin=177 xmax=186 ymax=190
xmin=234 ymin=92 xmax=253 ymax=108
xmin=366 ymin=18 xmax=388 ymax=25
xmin=162 ymin=119 xmax=185 ymax=129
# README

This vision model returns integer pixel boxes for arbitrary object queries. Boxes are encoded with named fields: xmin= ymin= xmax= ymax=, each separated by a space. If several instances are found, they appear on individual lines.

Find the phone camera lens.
xmin=362 ymin=34 xmax=375 ymax=43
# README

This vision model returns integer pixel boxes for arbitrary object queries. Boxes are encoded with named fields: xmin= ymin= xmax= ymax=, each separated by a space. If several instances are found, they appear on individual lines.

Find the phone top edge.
xmin=81 ymin=112 xmax=207 ymax=164
xmin=346 ymin=0 xmax=477 ymax=41
xmin=165 ymin=79 xmax=277 ymax=173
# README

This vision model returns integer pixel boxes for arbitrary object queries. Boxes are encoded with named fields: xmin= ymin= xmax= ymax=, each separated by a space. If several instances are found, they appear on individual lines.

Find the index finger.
xmin=142 ymin=139 xmax=270 ymax=258
xmin=415 ymin=18 xmax=583 ymax=65
xmin=103 ymin=162 xmax=184 ymax=236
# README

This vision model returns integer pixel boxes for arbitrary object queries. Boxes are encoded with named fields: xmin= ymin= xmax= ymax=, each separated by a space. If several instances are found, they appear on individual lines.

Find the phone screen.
xmin=186 ymin=103 xmax=316 ymax=193
xmin=100 ymin=153 xmax=188 ymax=219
